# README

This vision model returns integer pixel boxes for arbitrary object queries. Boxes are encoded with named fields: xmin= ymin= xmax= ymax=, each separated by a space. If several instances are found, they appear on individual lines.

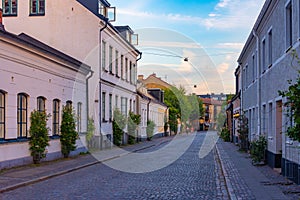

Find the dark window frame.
xmin=29 ymin=0 xmax=45 ymax=16
xmin=0 ymin=90 xmax=6 ymax=140
xmin=52 ymin=99 xmax=60 ymax=135
xmin=17 ymin=93 xmax=28 ymax=138
xmin=2 ymin=0 xmax=17 ymax=16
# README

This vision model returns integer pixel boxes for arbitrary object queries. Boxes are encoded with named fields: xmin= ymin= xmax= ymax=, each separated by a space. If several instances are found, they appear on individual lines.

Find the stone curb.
xmin=0 ymin=143 xmax=158 ymax=194
xmin=215 ymin=144 xmax=237 ymax=200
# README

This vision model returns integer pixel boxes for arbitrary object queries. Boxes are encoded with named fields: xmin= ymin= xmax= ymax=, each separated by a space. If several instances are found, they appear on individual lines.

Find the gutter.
xmin=99 ymin=18 xmax=108 ymax=150
xmin=253 ymin=29 xmax=261 ymax=138
xmin=86 ymin=70 xmax=94 ymax=132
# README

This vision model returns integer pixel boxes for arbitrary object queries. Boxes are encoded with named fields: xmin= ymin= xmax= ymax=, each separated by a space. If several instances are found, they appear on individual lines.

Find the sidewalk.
xmin=216 ymin=140 xmax=300 ymax=200
xmin=0 ymin=136 xmax=173 ymax=194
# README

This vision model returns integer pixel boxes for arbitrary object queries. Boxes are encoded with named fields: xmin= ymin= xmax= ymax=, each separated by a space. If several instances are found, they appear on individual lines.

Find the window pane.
xmin=12 ymin=0 xmax=17 ymax=14
xmin=39 ymin=0 xmax=45 ymax=13
xmin=0 ymin=108 xmax=3 ymax=122
xmin=0 ymin=124 xmax=4 ymax=138
xmin=0 ymin=93 xmax=4 ymax=107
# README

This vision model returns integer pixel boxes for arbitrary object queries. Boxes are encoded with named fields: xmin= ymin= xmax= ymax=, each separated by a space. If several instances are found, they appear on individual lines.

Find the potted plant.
xmin=29 ymin=110 xmax=50 ymax=164
xmin=60 ymin=105 xmax=78 ymax=158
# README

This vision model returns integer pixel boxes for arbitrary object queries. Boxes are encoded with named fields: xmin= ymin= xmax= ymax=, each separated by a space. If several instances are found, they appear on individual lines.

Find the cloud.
xmin=215 ymin=0 xmax=231 ymax=9
xmin=216 ymin=43 xmax=244 ymax=49
xmin=140 ymin=41 xmax=201 ymax=49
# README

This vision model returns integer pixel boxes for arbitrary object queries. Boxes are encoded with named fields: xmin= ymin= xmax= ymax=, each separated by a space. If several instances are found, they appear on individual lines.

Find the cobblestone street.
xmin=0 ymin=132 xmax=299 ymax=200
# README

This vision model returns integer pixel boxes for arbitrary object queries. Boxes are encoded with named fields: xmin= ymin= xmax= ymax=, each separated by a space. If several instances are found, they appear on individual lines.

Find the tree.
xmin=146 ymin=120 xmax=156 ymax=140
xmin=112 ymin=108 xmax=126 ymax=146
xmin=60 ymin=105 xmax=78 ymax=158
xmin=238 ymin=114 xmax=249 ymax=151
xmin=86 ymin=117 xmax=95 ymax=149
xmin=29 ymin=110 xmax=50 ymax=164
xmin=127 ymin=112 xmax=141 ymax=144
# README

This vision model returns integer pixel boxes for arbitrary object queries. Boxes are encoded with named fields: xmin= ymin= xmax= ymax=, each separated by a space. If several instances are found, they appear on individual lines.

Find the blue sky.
xmin=109 ymin=0 xmax=265 ymax=94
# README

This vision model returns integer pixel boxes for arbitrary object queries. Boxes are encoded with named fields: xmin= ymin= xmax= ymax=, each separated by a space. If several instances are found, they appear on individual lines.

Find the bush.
xmin=146 ymin=120 xmax=155 ymax=141
xmin=60 ymin=105 xmax=78 ymax=158
xmin=29 ymin=110 xmax=50 ymax=164
xmin=127 ymin=112 xmax=141 ymax=145
xmin=86 ymin=118 xmax=95 ymax=149
xmin=220 ymin=127 xmax=230 ymax=142
xmin=112 ymin=109 xmax=126 ymax=146
xmin=250 ymin=136 xmax=267 ymax=164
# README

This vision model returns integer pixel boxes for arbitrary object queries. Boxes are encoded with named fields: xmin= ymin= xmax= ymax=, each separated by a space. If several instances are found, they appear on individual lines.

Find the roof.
xmin=76 ymin=0 xmax=141 ymax=55
xmin=237 ymin=0 xmax=274 ymax=62
xmin=140 ymin=73 xmax=172 ymax=89
xmin=0 ymin=29 xmax=92 ymax=75
xmin=201 ymin=98 xmax=223 ymax=106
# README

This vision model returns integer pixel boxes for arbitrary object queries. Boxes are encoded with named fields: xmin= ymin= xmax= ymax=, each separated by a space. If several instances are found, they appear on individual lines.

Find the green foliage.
xmin=220 ymin=127 xmax=230 ymax=142
xmin=278 ymin=51 xmax=300 ymax=142
xmin=127 ymin=112 xmax=141 ymax=145
xmin=146 ymin=120 xmax=156 ymax=140
xmin=164 ymin=86 xmax=203 ymax=134
xmin=112 ymin=108 xmax=126 ymax=146
xmin=216 ymin=102 xmax=227 ymax=132
xmin=29 ymin=110 xmax=50 ymax=164
xmin=238 ymin=114 xmax=249 ymax=151
xmin=86 ymin=118 xmax=95 ymax=149
xmin=60 ymin=105 xmax=78 ymax=158
xmin=250 ymin=136 xmax=267 ymax=164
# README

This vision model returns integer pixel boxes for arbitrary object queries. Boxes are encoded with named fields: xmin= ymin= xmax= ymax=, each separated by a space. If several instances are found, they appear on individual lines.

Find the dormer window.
xmin=30 ymin=0 xmax=45 ymax=16
xmin=3 ymin=0 xmax=17 ymax=16
xmin=98 ymin=1 xmax=107 ymax=17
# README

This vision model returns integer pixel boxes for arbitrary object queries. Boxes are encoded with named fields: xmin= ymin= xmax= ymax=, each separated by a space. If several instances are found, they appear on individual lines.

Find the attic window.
xmin=3 ymin=0 xmax=17 ymax=16
xmin=98 ymin=1 xmax=107 ymax=17
xmin=30 ymin=0 xmax=45 ymax=16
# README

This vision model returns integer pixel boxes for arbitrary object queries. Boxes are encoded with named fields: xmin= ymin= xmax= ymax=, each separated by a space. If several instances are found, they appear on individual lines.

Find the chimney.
xmin=138 ymin=75 xmax=144 ymax=81
xmin=0 ymin=8 xmax=5 ymax=31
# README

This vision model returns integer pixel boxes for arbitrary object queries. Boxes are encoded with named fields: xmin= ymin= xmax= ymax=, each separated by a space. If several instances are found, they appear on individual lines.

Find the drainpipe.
xmin=86 ymin=70 xmax=94 ymax=133
xmin=253 ymin=29 xmax=261 ymax=138
xmin=99 ymin=18 xmax=108 ymax=150
xmin=136 ymin=52 xmax=142 ymax=62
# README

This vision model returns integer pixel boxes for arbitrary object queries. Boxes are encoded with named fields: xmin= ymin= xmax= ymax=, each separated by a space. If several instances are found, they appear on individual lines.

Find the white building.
xmin=1 ymin=0 xmax=141 ymax=148
xmin=137 ymin=83 xmax=169 ymax=140
xmin=238 ymin=0 xmax=300 ymax=184
xmin=0 ymin=21 xmax=91 ymax=168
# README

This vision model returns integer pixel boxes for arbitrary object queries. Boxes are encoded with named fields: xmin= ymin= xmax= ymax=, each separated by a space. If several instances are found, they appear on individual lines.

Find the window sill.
xmin=102 ymin=119 xmax=108 ymax=123
xmin=116 ymin=75 xmax=120 ymax=78
xmin=285 ymin=46 xmax=293 ymax=53
xmin=109 ymin=72 xmax=114 ymax=75
xmin=3 ymin=14 xmax=17 ymax=17
xmin=29 ymin=13 xmax=45 ymax=16
xmin=268 ymin=64 xmax=272 ymax=68
xmin=50 ymin=135 xmax=60 ymax=140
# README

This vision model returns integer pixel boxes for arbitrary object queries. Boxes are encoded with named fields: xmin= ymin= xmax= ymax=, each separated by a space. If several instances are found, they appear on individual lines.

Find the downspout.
xmin=86 ymin=70 xmax=94 ymax=133
xmin=136 ymin=52 xmax=142 ymax=62
xmin=99 ymin=18 xmax=108 ymax=150
xmin=253 ymin=29 xmax=261 ymax=138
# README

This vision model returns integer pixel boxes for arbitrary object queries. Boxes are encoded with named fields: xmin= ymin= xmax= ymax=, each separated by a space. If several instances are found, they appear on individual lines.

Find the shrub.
xmin=86 ymin=118 xmax=95 ymax=149
xmin=60 ymin=105 xmax=78 ymax=158
xmin=127 ymin=112 xmax=141 ymax=145
xmin=146 ymin=120 xmax=155 ymax=141
xmin=220 ymin=127 xmax=230 ymax=142
xmin=250 ymin=136 xmax=267 ymax=164
xmin=112 ymin=109 xmax=126 ymax=146
xmin=29 ymin=110 xmax=50 ymax=164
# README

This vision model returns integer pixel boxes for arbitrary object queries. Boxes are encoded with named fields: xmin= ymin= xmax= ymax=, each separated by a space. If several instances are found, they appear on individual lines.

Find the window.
xmin=252 ymin=54 xmax=255 ymax=82
xmin=17 ymin=93 xmax=28 ymax=138
xmin=245 ymin=65 xmax=248 ymax=86
xmin=133 ymin=64 xmax=136 ymax=85
xmin=121 ymin=97 xmax=127 ymax=116
xmin=98 ymin=0 xmax=107 ymax=17
xmin=262 ymin=105 xmax=266 ymax=134
xmin=125 ymin=58 xmax=128 ymax=81
xmin=115 ymin=50 xmax=119 ymax=77
xmin=3 ymin=0 xmax=17 ymax=16
xmin=102 ymin=92 xmax=106 ymax=121
xmin=109 ymin=94 xmax=112 ymax=121
xmin=53 ymin=99 xmax=60 ymax=135
xmin=262 ymin=39 xmax=266 ymax=72
xmin=268 ymin=29 xmax=272 ymax=66
xmin=133 ymin=100 xmax=136 ymax=113
xmin=66 ymin=100 xmax=72 ymax=108
xmin=121 ymin=55 xmax=124 ymax=79
xmin=102 ymin=41 xmax=107 ymax=71
xmin=129 ymin=61 xmax=132 ymax=84
xmin=268 ymin=103 xmax=273 ymax=138
xmin=109 ymin=46 xmax=113 ymax=74
xmin=0 ymin=91 xmax=5 ymax=139
xmin=30 ymin=0 xmax=45 ymax=16
xmin=115 ymin=95 xmax=118 ymax=108
xmin=77 ymin=102 xmax=82 ymax=133
xmin=129 ymin=99 xmax=132 ymax=112
xmin=286 ymin=2 xmax=293 ymax=48
xmin=37 ymin=96 xmax=46 ymax=112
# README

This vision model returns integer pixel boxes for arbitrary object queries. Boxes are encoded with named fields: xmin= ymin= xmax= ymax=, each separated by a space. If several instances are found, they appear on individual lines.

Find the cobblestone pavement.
xmin=217 ymin=140 xmax=300 ymax=200
xmin=1 ymin=132 xmax=300 ymax=200
xmin=0 ymin=133 xmax=224 ymax=200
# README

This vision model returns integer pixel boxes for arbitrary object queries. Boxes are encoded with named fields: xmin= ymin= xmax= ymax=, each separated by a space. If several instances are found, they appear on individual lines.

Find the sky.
xmin=109 ymin=0 xmax=265 ymax=94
